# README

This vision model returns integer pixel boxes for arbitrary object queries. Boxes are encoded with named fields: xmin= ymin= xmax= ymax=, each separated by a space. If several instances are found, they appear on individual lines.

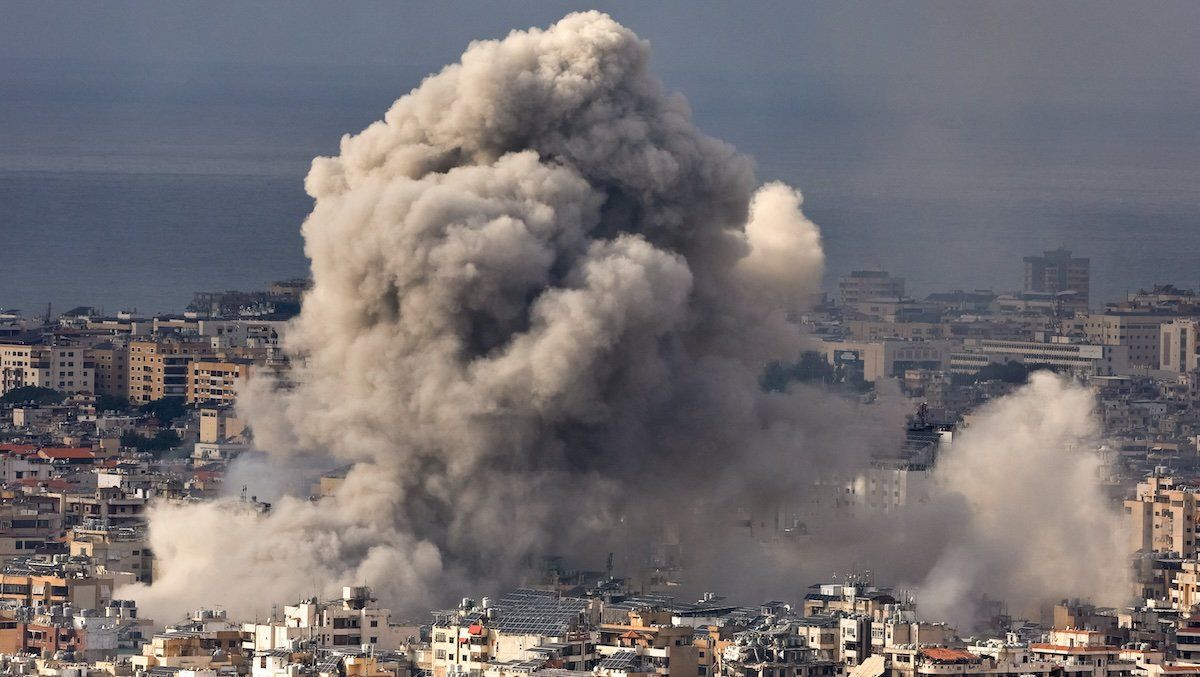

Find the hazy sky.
xmin=1 ymin=2 xmax=1198 ymax=312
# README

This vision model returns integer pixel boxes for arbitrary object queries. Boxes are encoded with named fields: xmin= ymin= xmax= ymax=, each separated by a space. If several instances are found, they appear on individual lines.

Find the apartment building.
xmin=67 ymin=522 xmax=153 ymax=584
xmin=856 ymin=459 xmax=933 ymax=515
xmin=1175 ymin=615 xmax=1200 ymax=661
xmin=1124 ymin=475 xmax=1200 ymax=558
xmin=0 ymin=338 xmax=94 ymax=395
xmin=1168 ymin=561 xmax=1200 ymax=611
xmin=1024 ymin=248 xmax=1090 ymax=312
xmin=0 ymin=499 xmax=61 ymax=559
xmin=839 ymin=271 xmax=906 ymax=306
xmin=802 ymin=583 xmax=898 ymax=621
xmin=55 ymin=487 xmax=148 ymax=529
xmin=0 ymin=605 xmax=121 ymax=661
xmin=596 ymin=608 xmax=699 ymax=677
xmin=432 ymin=590 xmax=594 ymax=677
xmin=244 ymin=586 xmax=410 ymax=652
xmin=196 ymin=319 xmax=284 ymax=349
xmin=1081 ymin=313 xmax=1177 ymax=370
xmin=127 ymin=336 xmax=212 ymax=404
xmin=1028 ymin=629 xmax=1136 ymax=677
xmin=199 ymin=407 xmax=246 ymax=444
xmin=132 ymin=628 xmax=247 ymax=673
xmin=1160 ymin=320 xmax=1200 ymax=375
xmin=90 ymin=341 xmax=130 ymax=399
xmin=187 ymin=358 xmax=254 ymax=405
xmin=0 ymin=561 xmax=115 ymax=610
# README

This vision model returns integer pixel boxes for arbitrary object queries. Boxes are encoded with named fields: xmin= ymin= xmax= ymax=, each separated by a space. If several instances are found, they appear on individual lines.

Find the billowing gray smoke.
xmin=125 ymin=12 xmax=1127 ymax=624
xmin=127 ymin=11 xmax=858 ymax=619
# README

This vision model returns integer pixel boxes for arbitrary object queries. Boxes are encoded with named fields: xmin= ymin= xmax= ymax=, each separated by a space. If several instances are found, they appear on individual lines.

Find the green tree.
xmin=138 ymin=397 xmax=187 ymax=424
xmin=0 ymin=386 xmax=66 ymax=405
xmin=120 ymin=429 xmax=183 ymax=455
xmin=96 ymin=394 xmax=130 ymax=413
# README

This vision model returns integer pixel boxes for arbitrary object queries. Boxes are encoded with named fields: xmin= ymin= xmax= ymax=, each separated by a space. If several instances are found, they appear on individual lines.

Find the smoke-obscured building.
xmin=1023 ymin=248 xmax=1090 ymax=313
xmin=839 ymin=270 xmax=906 ymax=307
xmin=822 ymin=340 xmax=951 ymax=383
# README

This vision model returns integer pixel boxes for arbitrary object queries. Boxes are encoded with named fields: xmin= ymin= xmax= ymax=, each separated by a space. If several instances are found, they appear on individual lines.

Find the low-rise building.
xmin=245 ymin=586 xmax=413 ymax=653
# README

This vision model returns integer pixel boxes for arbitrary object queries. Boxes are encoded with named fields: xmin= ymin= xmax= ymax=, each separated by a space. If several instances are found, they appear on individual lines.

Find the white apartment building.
xmin=1160 ymin=319 xmax=1200 ymax=374
xmin=244 ymin=587 xmax=410 ymax=653
xmin=197 ymin=319 xmax=285 ymax=350
xmin=854 ymin=461 xmax=933 ymax=514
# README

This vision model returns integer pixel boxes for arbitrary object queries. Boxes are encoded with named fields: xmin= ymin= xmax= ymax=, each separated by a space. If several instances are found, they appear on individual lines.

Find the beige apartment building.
xmin=1125 ymin=475 xmax=1200 ymax=557
xmin=199 ymin=407 xmax=246 ymax=444
xmin=90 ymin=341 xmax=130 ymax=399
xmin=0 ymin=339 xmax=94 ymax=395
xmin=597 ymin=609 xmax=699 ymax=677
xmin=1081 ymin=313 xmax=1177 ymax=370
xmin=187 ymin=358 xmax=254 ymax=405
xmin=127 ymin=337 xmax=211 ymax=404
xmin=1169 ymin=561 xmax=1200 ymax=611
xmin=67 ymin=523 xmax=153 ymax=584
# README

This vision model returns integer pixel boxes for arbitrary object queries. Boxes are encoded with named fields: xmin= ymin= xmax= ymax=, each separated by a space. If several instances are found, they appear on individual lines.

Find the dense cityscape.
xmin=3 ymin=6 xmax=1198 ymax=677
xmin=2 ymin=245 xmax=1200 ymax=677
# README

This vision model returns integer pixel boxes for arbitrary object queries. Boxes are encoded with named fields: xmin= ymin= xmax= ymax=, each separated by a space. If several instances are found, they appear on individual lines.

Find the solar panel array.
xmin=596 ymin=651 xmax=640 ymax=671
xmin=316 ymin=658 xmax=343 ymax=674
xmin=492 ymin=589 xmax=589 ymax=636
xmin=603 ymin=593 xmax=676 ymax=612
xmin=509 ymin=659 xmax=548 ymax=672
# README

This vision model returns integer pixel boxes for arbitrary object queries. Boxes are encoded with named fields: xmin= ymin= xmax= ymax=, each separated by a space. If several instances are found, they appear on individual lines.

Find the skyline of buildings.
xmin=0 ymin=5 xmax=1195 ymax=677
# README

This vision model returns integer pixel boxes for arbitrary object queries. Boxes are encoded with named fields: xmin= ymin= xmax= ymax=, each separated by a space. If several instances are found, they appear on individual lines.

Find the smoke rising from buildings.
xmin=916 ymin=373 xmax=1130 ymax=625
xmin=126 ymin=11 xmax=845 ymax=619
xmin=123 ymin=12 xmax=1128 ymax=623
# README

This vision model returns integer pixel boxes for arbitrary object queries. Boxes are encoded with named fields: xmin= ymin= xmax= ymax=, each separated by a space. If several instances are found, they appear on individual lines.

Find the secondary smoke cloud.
xmin=124 ymin=12 xmax=1128 ymax=624
xmin=916 ymin=373 xmax=1130 ymax=625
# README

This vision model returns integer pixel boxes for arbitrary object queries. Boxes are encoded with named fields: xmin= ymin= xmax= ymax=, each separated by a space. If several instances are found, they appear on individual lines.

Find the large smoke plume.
xmin=126 ymin=13 xmax=1128 ymax=624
